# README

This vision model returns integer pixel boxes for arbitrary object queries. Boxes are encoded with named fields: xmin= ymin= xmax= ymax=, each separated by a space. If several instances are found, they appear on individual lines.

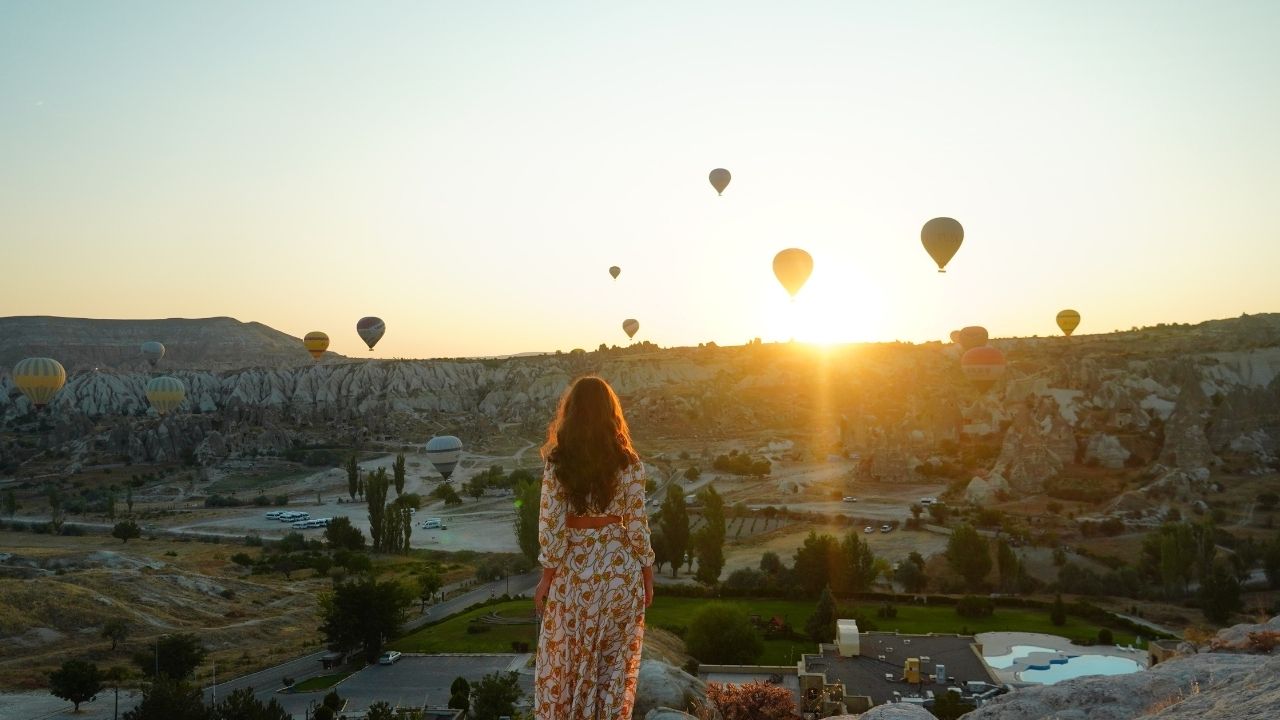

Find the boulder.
xmin=965 ymin=474 xmax=1010 ymax=504
xmin=644 ymin=710 xmax=699 ymax=720
xmin=1084 ymin=433 xmax=1131 ymax=469
xmin=634 ymin=660 xmax=705 ymax=718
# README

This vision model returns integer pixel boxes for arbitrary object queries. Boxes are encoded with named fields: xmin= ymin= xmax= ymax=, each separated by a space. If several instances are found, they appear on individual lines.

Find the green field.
xmin=392 ymin=596 xmax=1143 ymax=664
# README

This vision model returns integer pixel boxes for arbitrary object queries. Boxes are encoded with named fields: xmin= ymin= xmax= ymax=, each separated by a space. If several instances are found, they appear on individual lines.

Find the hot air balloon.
xmin=949 ymin=330 xmax=962 ymax=345
xmin=304 ymin=331 xmax=329 ymax=360
xmin=145 ymin=376 xmax=186 ymax=416
xmin=921 ymin=217 xmax=963 ymax=273
xmin=12 ymin=357 xmax=66 ymax=409
xmin=1056 ymin=310 xmax=1081 ymax=336
xmin=140 ymin=341 xmax=165 ymax=368
xmin=961 ymin=346 xmax=1007 ymax=392
xmin=609 ymin=266 xmax=621 ymax=280
xmin=622 ymin=319 xmax=639 ymax=339
xmin=425 ymin=435 xmax=463 ymax=481
xmin=772 ymin=249 xmax=814 ymax=298
xmin=709 ymin=168 xmax=731 ymax=195
xmin=356 ymin=317 xmax=385 ymax=351
xmin=958 ymin=326 xmax=989 ymax=351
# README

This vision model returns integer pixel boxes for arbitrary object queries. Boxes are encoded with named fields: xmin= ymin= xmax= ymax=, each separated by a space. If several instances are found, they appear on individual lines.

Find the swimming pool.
xmin=983 ymin=645 xmax=1059 ymax=669
xmin=1016 ymin=655 xmax=1143 ymax=684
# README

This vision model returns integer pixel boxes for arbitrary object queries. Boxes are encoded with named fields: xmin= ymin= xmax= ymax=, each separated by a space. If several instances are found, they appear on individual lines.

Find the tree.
xmin=322 ymin=690 xmax=344 ymax=711
xmin=122 ymin=678 xmax=207 ymax=720
xmin=834 ymin=532 xmax=878 ymax=594
xmin=760 ymin=551 xmax=784 ymax=576
xmin=910 ymin=503 xmax=923 ymax=520
xmin=806 ymin=587 xmax=838 ymax=642
xmin=449 ymin=676 xmax=471 ymax=714
xmin=659 ymin=485 xmax=690 ymax=578
xmin=209 ymin=687 xmax=290 ymax=720
xmin=513 ymin=477 xmax=541 ymax=565
xmin=894 ymin=559 xmax=928 ymax=593
xmin=417 ymin=569 xmax=443 ymax=611
xmin=365 ymin=701 xmax=395 ymax=720
xmin=49 ymin=659 xmax=102 ymax=712
xmin=366 ymin=468 xmax=391 ymax=552
xmin=930 ymin=689 xmax=975 ymax=720
xmin=470 ymin=671 xmax=523 ymax=720
xmin=3 ymin=488 xmax=17 ymax=518
xmin=793 ymin=531 xmax=837 ymax=597
xmin=133 ymin=634 xmax=207 ymax=681
xmin=465 ymin=475 xmax=487 ymax=501
xmin=995 ymin=539 xmax=1020 ymax=593
xmin=1199 ymin=561 xmax=1242 ymax=624
xmin=433 ymin=483 xmax=462 ymax=506
xmin=651 ymin=530 xmax=670 ymax=573
xmin=695 ymin=485 xmax=726 ymax=584
xmin=126 ymin=486 xmax=134 ymax=513
xmin=927 ymin=503 xmax=949 ymax=524
xmin=324 ymin=517 xmax=366 ymax=551
xmin=392 ymin=454 xmax=406 ymax=496
xmin=945 ymin=524 xmax=992 ymax=591
xmin=112 ymin=520 xmax=142 ymax=544
xmin=1050 ymin=594 xmax=1067 ymax=626
xmin=102 ymin=618 xmax=130 ymax=651
xmin=320 ymin=578 xmax=413 ymax=662
xmin=313 ymin=707 xmax=335 ymax=720
xmin=684 ymin=603 xmax=763 ymax=664
xmin=346 ymin=454 xmax=359 ymax=501
xmin=106 ymin=490 xmax=117 ymax=519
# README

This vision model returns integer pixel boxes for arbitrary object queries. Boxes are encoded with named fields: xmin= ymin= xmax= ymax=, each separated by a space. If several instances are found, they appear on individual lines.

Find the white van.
xmin=265 ymin=511 xmax=283 ymax=519
xmin=421 ymin=518 xmax=445 ymax=530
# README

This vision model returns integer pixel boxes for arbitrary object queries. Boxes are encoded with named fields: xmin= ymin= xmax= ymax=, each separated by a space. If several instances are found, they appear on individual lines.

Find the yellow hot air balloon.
xmin=304 ymin=331 xmax=330 ymax=360
xmin=622 ymin=319 xmax=640 ymax=339
xmin=709 ymin=168 xmax=731 ymax=195
xmin=921 ymin=217 xmax=964 ymax=273
xmin=13 ymin=357 xmax=66 ymax=408
xmin=772 ymin=248 xmax=814 ymax=298
xmin=145 ymin=376 xmax=186 ymax=416
xmin=1056 ymin=309 xmax=1081 ymax=336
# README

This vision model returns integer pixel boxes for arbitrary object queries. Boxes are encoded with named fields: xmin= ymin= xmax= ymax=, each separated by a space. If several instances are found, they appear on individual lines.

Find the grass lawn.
xmin=392 ymin=596 xmax=1143 ymax=665
xmin=292 ymin=671 xmax=353 ymax=692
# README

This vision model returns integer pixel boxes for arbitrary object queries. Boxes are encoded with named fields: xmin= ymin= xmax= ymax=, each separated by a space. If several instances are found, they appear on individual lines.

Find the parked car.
xmin=378 ymin=650 xmax=401 ymax=665
xmin=842 ymin=496 xmax=859 ymax=503
xmin=265 ymin=511 xmax=283 ymax=519
xmin=919 ymin=497 xmax=937 ymax=505
xmin=880 ymin=524 xmax=893 ymax=533
xmin=864 ymin=526 xmax=874 ymax=534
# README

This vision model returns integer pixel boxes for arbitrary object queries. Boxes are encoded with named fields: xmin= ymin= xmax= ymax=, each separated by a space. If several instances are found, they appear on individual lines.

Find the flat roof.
xmin=801 ymin=632 xmax=997 ymax=706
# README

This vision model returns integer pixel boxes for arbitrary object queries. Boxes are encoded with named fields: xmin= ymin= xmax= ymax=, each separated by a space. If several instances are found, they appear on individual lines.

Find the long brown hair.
xmin=541 ymin=376 xmax=638 ymax=514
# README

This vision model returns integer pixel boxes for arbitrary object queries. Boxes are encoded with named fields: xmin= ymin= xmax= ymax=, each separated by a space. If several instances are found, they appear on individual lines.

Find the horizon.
xmin=3 ymin=2 xmax=1279 ymax=358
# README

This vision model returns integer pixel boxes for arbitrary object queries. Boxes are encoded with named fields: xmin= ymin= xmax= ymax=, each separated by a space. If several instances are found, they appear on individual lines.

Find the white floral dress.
xmin=534 ymin=462 xmax=655 ymax=720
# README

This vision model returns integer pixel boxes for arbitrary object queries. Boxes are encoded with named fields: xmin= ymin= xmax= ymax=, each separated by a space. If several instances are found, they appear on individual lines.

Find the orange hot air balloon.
xmin=921 ymin=217 xmax=963 ymax=272
xmin=961 ymin=346 xmax=1007 ymax=391
xmin=304 ymin=331 xmax=329 ymax=360
xmin=1056 ymin=309 xmax=1081 ymax=336
xmin=772 ymin=249 xmax=813 ymax=298
xmin=958 ymin=326 xmax=988 ymax=351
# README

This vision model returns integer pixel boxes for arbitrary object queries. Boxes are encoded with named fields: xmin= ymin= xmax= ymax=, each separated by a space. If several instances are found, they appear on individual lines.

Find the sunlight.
xmin=763 ymin=270 xmax=888 ymax=346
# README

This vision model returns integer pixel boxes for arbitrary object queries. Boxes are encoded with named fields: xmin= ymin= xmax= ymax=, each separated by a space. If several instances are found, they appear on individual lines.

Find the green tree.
xmin=392 ymin=454 xmax=406 ymax=496
xmin=322 ymin=690 xmax=344 ymax=711
xmin=122 ymin=678 xmax=207 ymax=720
xmin=513 ymin=477 xmax=541 ymax=565
xmin=433 ymin=483 xmax=463 ymax=506
xmin=320 ymin=578 xmax=413 ymax=662
xmin=995 ymin=539 xmax=1020 ymax=593
xmin=209 ymin=687 xmax=290 ymax=720
xmin=346 ymin=454 xmax=359 ymax=501
xmin=834 ymin=531 xmax=879 ymax=594
xmin=133 ymin=634 xmax=206 ymax=681
xmin=49 ymin=659 xmax=102 ymax=712
xmin=684 ymin=603 xmax=763 ymax=664
xmin=106 ymin=489 xmax=117 ymax=519
xmin=910 ymin=503 xmax=923 ymax=520
xmin=465 ymin=475 xmax=487 ymax=501
xmin=805 ymin=587 xmax=838 ymax=642
xmin=759 ymin=551 xmax=784 ymax=576
xmin=366 ymin=468 xmax=391 ymax=552
xmin=945 ymin=524 xmax=992 ymax=591
xmin=112 ymin=520 xmax=142 ymax=543
xmin=449 ymin=676 xmax=471 ymax=714
xmin=126 ymin=486 xmax=134 ymax=513
xmin=1199 ymin=561 xmax=1242 ymax=624
xmin=470 ymin=671 xmax=523 ymax=720
xmin=687 ymin=466 xmax=701 ymax=481
xmin=793 ymin=531 xmax=837 ymax=597
xmin=324 ymin=517 xmax=366 ymax=551
xmin=927 ymin=503 xmax=949 ymax=524
xmin=399 ymin=505 xmax=413 ymax=554
xmin=894 ymin=558 xmax=928 ymax=593
xmin=694 ymin=485 xmax=726 ymax=584
xmin=365 ymin=701 xmax=394 ymax=720
xmin=659 ymin=485 xmax=690 ymax=578
xmin=313 ymin=707 xmax=335 ymax=720
xmin=3 ymin=488 xmax=17 ymax=518
xmin=651 ymin=530 xmax=670 ymax=573
xmin=102 ymin=618 xmax=130 ymax=651
xmin=1050 ymin=594 xmax=1067 ymax=626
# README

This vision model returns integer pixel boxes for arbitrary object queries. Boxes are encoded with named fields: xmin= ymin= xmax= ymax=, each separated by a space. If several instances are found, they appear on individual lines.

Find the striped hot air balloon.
xmin=622 ymin=319 xmax=640 ymax=339
xmin=304 ymin=331 xmax=330 ymax=360
xmin=425 ymin=435 xmax=463 ymax=481
xmin=12 ymin=357 xmax=66 ymax=408
xmin=961 ymin=346 xmax=1007 ymax=392
xmin=140 ymin=341 xmax=165 ymax=368
xmin=1056 ymin=310 xmax=1081 ymax=336
xmin=145 ymin=376 xmax=186 ymax=415
xmin=356 ymin=317 xmax=385 ymax=351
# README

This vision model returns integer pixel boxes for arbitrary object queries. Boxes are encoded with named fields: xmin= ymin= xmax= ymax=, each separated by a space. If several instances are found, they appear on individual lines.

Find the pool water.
xmin=1017 ymin=655 xmax=1143 ymax=684
xmin=984 ymin=645 xmax=1058 ymax=669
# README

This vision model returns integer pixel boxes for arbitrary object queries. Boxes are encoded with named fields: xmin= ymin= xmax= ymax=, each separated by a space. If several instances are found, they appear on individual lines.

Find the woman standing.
xmin=533 ymin=376 xmax=655 ymax=720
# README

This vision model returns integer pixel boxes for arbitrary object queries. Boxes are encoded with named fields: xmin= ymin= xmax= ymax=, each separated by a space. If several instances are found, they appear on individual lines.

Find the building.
xmin=796 ymin=619 xmax=1002 ymax=717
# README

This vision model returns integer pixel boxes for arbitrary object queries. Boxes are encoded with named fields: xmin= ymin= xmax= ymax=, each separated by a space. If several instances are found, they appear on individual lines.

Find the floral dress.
xmin=534 ymin=462 xmax=655 ymax=720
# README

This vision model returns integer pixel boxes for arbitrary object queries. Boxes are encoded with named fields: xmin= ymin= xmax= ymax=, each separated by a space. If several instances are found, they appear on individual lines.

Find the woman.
xmin=533 ymin=376 xmax=655 ymax=720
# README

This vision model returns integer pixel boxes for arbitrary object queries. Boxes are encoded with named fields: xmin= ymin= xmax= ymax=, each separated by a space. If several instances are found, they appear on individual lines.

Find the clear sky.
xmin=2 ymin=1 xmax=1278 ymax=358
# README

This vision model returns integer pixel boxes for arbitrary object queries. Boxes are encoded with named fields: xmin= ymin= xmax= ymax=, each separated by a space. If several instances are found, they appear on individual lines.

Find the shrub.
xmin=705 ymin=680 xmax=799 ymax=720
xmin=1098 ymin=628 xmax=1114 ymax=645
xmin=466 ymin=623 xmax=491 ymax=634
xmin=955 ymin=596 xmax=994 ymax=619
xmin=684 ymin=603 xmax=763 ymax=664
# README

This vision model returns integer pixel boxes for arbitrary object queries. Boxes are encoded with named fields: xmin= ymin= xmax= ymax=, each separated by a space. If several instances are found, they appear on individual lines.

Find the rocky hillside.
xmin=0 ymin=316 xmax=335 ymax=371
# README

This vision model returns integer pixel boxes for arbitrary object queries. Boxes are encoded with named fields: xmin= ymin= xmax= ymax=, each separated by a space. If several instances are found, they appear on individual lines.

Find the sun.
xmin=764 ymin=274 xmax=886 ymax=347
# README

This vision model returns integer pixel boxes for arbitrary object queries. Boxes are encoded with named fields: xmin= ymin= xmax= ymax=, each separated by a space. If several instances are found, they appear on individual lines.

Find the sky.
xmin=2 ymin=1 xmax=1279 ymax=358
